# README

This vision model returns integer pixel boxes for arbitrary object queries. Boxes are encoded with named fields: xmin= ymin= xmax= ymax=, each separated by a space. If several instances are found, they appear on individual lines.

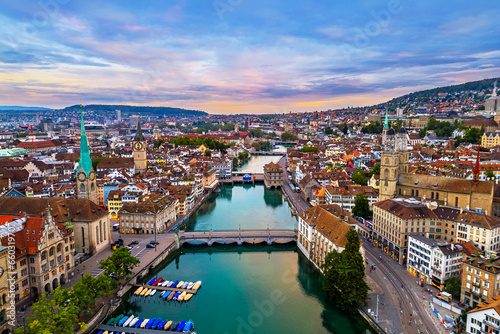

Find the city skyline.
xmin=1 ymin=0 xmax=499 ymax=114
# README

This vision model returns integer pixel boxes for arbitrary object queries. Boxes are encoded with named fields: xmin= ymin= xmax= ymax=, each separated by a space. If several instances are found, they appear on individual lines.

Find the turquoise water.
xmin=182 ymin=184 xmax=297 ymax=231
xmin=122 ymin=244 xmax=374 ymax=334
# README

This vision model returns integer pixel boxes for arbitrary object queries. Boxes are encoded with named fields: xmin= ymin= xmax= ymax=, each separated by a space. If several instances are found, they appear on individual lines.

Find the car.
xmin=126 ymin=245 xmax=133 ymax=250
xmin=109 ymin=274 xmax=119 ymax=280
xmin=131 ymin=241 xmax=139 ymax=245
xmin=149 ymin=241 xmax=159 ymax=245
xmin=146 ymin=244 xmax=156 ymax=249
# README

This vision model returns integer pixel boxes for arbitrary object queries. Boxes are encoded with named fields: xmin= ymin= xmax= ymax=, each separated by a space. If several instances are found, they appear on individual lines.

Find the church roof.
xmin=79 ymin=110 xmax=92 ymax=176
xmin=134 ymin=120 xmax=145 ymax=142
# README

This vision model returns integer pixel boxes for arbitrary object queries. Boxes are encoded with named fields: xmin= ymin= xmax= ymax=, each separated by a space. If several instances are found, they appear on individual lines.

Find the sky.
xmin=0 ymin=0 xmax=499 ymax=114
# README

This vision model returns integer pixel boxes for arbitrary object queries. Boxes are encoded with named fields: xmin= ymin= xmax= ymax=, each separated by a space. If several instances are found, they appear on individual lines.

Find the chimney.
xmin=451 ymin=244 xmax=455 ymax=251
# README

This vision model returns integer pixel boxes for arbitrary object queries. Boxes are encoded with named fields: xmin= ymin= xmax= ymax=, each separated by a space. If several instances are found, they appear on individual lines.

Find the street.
xmin=278 ymin=156 xmax=312 ymax=213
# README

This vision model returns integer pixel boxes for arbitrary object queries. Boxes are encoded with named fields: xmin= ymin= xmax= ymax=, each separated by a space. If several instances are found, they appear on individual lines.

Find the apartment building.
xmin=462 ymin=253 xmax=500 ymax=308
xmin=264 ymin=162 xmax=283 ymax=189
xmin=325 ymin=185 xmax=379 ymax=212
xmin=466 ymin=296 xmax=500 ymax=334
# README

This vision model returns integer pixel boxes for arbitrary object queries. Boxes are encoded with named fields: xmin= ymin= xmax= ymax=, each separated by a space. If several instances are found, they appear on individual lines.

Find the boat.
xmin=163 ymin=290 xmax=171 ymax=299
xmin=145 ymin=318 xmax=156 ymax=329
xmin=178 ymin=291 xmax=187 ymax=301
xmin=123 ymin=315 xmax=134 ymax=326
xmin=102 ymin=331 xmax=108 ymax=334
xmin=129 ymin=317 xmax=139 ymax=327
xmin=159 ymin=291 xmax=166 ymax=298
xmin=147 ymin=277 xmax=157 ymax=285
xmin=96 ymin=332 xmax=103 ymax=334
xmin=140 ymin=288 xmax=149 ymax=296
xmin=161 ymin=280 xmax=169 ymax=287
xmin=170 ymin=321 xmax=180 ymax=331
xmin=106 ymin=317 xmax=115 ymax=325
xmin=167 ymin=291 xmax=175 ymax=300
xmin=166 ymin=281 xmax=174 ymax=287
xmin=152 ymin=318 xmax=162 ymax=329
xmin=135 ymin=318 xmax=144 ymax=328
xmin=187 ymin=282 xmax=194 ymax=289
xmin=177 ymin=320 xmax=186 ymax=331
xmin=172 ymin=292 xmax=181 ymax=300
xmin=114 ymin=314 xmax=125 ymax=325
xmin=140 ymin=318 xmax=149 ymax=328
xmin=149 ymin=289 xmax=157 ymax=296
xmin=183 ymin=321 xmax=194 ymax=332
xmin=117 ymin=315 xmax=129 ymax=326
xmin=184 ymin=293 xmax=193 ymax=301
xmin=172 ymin=280 xmax=179 ymax=288
xmin=134 ymin=287 xmax=143 ymax=295
xmin=192 ymin=281 xmax=202 ymax=290
xmin=176 ymin=281 xmax=184 ymax=288
xmin=180 ymin=282 xmax=188 ymax=289
xmin=157 ymin=320 xmax=167 ymax=330
xmin=164 ymin=321 xmax=173 ymax=330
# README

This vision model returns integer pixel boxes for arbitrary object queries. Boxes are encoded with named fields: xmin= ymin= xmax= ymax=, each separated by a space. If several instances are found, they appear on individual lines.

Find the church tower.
xmin=76 ymin=106 xmax=98 ymax=204
xmin=379 ymin=127 xmax=399 ymax=201
xmin=381 ymin=106 xmax=389 ymax=146
xmin=133 ymin=120 xmax=147 ymax=174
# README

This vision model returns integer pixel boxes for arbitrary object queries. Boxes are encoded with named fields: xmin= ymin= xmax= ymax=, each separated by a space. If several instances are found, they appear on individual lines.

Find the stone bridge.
xmin=177 ymin=229 xmax=297 ymax=247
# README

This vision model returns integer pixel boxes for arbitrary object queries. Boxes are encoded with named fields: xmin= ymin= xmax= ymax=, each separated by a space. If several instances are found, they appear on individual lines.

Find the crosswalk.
xmin=91 ymin=269 xmax=104 ymax=277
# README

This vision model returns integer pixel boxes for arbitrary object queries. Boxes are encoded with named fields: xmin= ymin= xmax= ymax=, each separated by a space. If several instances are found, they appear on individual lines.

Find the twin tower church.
xmin=76 ymin=111 xmax=147 ymax=204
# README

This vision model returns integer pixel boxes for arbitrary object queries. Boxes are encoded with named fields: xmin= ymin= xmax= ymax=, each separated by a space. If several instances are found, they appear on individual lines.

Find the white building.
xmin=466 ymin=296 xmax=500 ymax=334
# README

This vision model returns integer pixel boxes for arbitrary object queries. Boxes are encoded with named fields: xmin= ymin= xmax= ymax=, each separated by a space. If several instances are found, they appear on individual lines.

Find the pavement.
xmin=363 ymin=239 xmax=461 ymax=334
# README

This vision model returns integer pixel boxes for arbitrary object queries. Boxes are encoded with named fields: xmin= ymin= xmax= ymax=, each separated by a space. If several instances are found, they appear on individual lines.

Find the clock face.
xmin=134 ymin=142 xmax=144 ymax=151
xmin=77 ymin=171 xmax=86 ymax=182
xmin=89 ymin=171 xmax=96 ymax=181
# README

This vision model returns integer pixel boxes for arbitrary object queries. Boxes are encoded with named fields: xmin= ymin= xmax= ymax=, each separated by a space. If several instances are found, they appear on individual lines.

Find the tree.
xmin=281 ymin=132 xmax=297 ymax=141
xmin=486 ymin=168 xmax=496 ymax=180
xmin=232 ymin=157 xmax=238 ymax=169
xmin=324 ymin=127 xmax=333 ymax=135
xmin=338 ymin=123 xmax=348 ymax=134
xmin=91 ymin=157 xmax=104 ymax=170
xmin=445 ymin=277 xmax=461 ymax=298
xmin=352 ymin=193 xmax=372 ymax=218
xmin=250 ymin=129 xmax=264 ymax=138
xmin=266 ymin=132 xmax=276 ymax=139
xmin=153 ymin=139 xmax=165 ymax=148
xmin=204 ymin=149 xmax=211 ymax=157
xmin=238 ymin=151 xmax=249 ymax=160
xmin=368 ymin=163 xmax=380 ymax=177
xmin=351 ymin=169 xmax=367 ymax=186
xmin=323 ymin=229 xmax=370 ymax=313
xmin=99 ymin=247 xmax=140 ymax=279
xmin=300 ymin=145 xmax=318 ymax=153
xmin=14 ymin=288 xmax=87 ymax=334
xmin=454 ymin=306 xmax=473 ymax=333
xmin=71 ymin=274 xmax=116 ymax=315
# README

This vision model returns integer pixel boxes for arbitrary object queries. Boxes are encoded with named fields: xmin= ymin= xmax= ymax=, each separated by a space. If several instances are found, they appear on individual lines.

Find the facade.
xmin=202 ymin=168 xmax=218 ymax=190
xmin=466 ymin=296 xmax=500 ymax=334
xmin=482 ymin=132 xmax=500 ymax=147
xmin=263 ymin=162 xmax=283 ymax=189
xmin=297 ymin=205 xmax=352 ymax=272
xmin=462 ymin=253 xmax=500 ymax=308
xmin=325 ymin=185 xmax=379 ymax=211
xmin=0 ymin=245 xmax=11 ymax=333
xmin=133 ymin=120 xmax=147 ymax=174
xmin=210 ymin=158 xmax=233 ymax=179
xmin=76 ymin=111 xmax=98 ymax=204
xmin=118 ymin=194 xmax=177 ymax=234
xmin=431 ymin=243 xmax=463 ymax=288
xmin=0 ymin=213 xmax=74 ymax=305
xmin=455 ymin=211 xmax=500 ymax=252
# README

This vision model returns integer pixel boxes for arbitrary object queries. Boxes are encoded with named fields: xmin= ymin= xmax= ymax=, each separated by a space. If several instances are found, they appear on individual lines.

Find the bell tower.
xmin=76 ymin=105 xmax=98 ymax=204
xmin=379 ymin=127 xmax=398 ymax=201
xmin=133 ymin=120 xmax=147 ymax=174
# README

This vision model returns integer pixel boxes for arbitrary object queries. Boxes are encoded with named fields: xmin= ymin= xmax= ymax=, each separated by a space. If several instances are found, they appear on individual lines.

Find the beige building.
xmin=0 ymin=213 xmax=74 ymax=304
xmin=461 ymin=253 xmax=500 ymax=308
xmin=0 ymin=245 xmax=11 ymax=333
xmin=482 ymin=132 xmax=500 ymax=147
xmin=264 ymin=162 xmax=283 ymax=189
xmin=118 ymin=194 xmax=177 ymax=234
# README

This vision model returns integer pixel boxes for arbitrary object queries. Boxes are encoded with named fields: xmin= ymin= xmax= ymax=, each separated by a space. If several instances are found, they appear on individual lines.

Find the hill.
xmin=60 ymin=104 xmax=208 ymax=117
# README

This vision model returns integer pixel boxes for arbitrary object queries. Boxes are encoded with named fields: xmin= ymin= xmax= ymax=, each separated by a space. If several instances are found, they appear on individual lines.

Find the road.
xmin=278 ymin=156 xmax=312 ymax=213
xmin=363 ymin=242 xmax=444 ymax=334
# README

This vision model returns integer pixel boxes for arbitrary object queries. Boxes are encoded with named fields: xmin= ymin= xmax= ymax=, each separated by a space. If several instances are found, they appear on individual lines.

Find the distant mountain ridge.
xmin=61 ymin=104 xmax=207 ymax=117
xmin=0 ymin=106 xmax=52 ymax=111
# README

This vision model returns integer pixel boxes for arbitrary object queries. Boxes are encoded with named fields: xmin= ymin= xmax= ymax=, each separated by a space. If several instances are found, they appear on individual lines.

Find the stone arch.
xmin=80 ymin=183 xmax=85 ymax=193
xmin=384 ymin=168 xmax=389 ymax=179
xmin=60 ymin=274 xmax=66 ymax=285
xmin=91 ymin=182 xmax=95 ymax=192
xmin=52 ymin=278 xmax=59 ymax=290
xmin=44 ymin=283 xmax=51 ymax=293
xmin=31 ymin=287 xmax=38 ymax=297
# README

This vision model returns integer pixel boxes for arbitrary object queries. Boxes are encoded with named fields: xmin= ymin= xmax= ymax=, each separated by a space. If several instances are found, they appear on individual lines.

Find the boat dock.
xmin=132 ymin=284 xmax=198 ymax=294
xmin=96 ymin=324 xmax=185 ymax=333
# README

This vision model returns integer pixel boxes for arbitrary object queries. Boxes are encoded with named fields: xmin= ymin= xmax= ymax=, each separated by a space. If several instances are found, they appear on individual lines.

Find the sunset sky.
xmin=1 ymin=0 xmax=499 ymax=114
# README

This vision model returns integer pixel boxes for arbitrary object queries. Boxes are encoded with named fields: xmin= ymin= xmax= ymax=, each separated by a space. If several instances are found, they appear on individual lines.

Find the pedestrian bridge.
xmin=177 ymin=229 xmax=297 ymax=246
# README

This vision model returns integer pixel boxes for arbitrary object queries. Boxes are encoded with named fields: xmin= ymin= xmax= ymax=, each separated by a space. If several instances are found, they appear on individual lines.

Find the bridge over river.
xmin=177 ymin=229 xmax=297 ymax=246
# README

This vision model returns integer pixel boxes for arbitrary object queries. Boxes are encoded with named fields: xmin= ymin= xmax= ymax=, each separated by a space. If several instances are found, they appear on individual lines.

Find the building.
xmin=407 ymin=234 xmax=438 ymax=286
xmin=202 ymin=168 xmax=218 ymax=190
xmin=133 ymin=120 xmax=147 ymax=174
xmin=455 ymin=210 xmax=500 ymax=252
xmin=76 ymin=110 xmax=98 ymax=204
xmin=210 ymin=158 xmax=233 ymax=180
xmin=0 ymin=244 xmax=11 ymax=333
xmin=118 ymin=194 xmax=177 ymax=234
xmin=431 ymin=242 xmax=463 ymax=289
xmin=482 ymin=132 xmax=500 ymax=147
xmin=466 ymin=296 xmax=500 ymax=334
xmin=297 ymin=205 xmax=353 ymax=271
xmin=325 ymin=185 xmax=379 ymax=211
xmin=263 ymin=162 xmax=283 ymax=189
xmin=462 ymin=253 xmax=500 ymax=308
xmin=0 ymin=212 xmax=74 ymax=305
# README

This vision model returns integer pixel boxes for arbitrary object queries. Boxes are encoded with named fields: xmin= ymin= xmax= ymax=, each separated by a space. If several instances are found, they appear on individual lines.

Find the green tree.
xmin=454 ymin=306 xmax=473 ymax=333
xmin=14 ymin=288 xmax=87 ymax=334
xmin=250 ymin=129 xmax=264 ymax=138
xmin=300 ymin=145 xmax=318 ymax=153
xmin=338 ymin=123 xmax=348 ymax=134
xmin=486 ymin=168 xmax=496 ymax=180
xmin=205 ymin=149 xmax=211 ymax=157
xmin=351 ymin=169 xmax=367 ymax=186
xmin=92 ymin=157 xmax=104 ymax=171
xmin=445 ymin=277 xmax=461 ymax=298
xmin=153 ymin=139 xmax=165 ymax=148
xmin=232 ymin=157 xmax=238 ymax=169
xmin=99 ymin=247 xmax=140 ymax=279
xmin=71 ymin=274 xmax=116 ymax=315
xmin=324 ymin=127 xmax=333 ymax=135
xmin=323 ymin=229 xmax=370 ymax=313
xmin=352 ymin=193 xmax=372 ymax=219
xmin=368 ymin=163 xmax=380 ymax=177
xmin=281 ymin=132 xmax=297 ymax=141
xmin=266 ymin=132 xmax=276 ymax=139
xmin=238 ymin=151 xmax=249 ymax=160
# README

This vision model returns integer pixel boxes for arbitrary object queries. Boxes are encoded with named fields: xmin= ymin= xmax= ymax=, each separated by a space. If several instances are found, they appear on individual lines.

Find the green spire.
xmin=79 ymin=106 xmax=92 ymax=176
xmin=65 ymin=208 xmax=73 ymax=229
xmin=384 ymin=105 xmax=389 ymax=129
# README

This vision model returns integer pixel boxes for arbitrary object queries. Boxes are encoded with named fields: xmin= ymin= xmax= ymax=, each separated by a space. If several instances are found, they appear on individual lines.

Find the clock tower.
xmin=76 ymin=107 xmax=98 ymax=204
xmin=133 ymin=120 xmax=147 ymax=174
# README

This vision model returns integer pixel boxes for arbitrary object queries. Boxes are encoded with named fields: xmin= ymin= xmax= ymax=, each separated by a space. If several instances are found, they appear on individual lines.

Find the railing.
xmin=483 ymin=319 xmax=500 ymax=331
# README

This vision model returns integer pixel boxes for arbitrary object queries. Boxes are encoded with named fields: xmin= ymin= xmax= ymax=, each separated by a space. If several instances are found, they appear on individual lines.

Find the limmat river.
xmin=121 ymin=244 xmax=374 ymax=334
xmin=182 ymin=184 xmax=296 ymax=231
xmin=237 ymin=154 xmax=282 ymax=174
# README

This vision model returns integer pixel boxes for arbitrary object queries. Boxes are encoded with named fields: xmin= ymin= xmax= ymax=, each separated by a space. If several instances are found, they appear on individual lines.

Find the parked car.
xmin=146 ymin=244 xmax=156 ymax=249
xmin=131 ymin=240 xmax=139 ymax=245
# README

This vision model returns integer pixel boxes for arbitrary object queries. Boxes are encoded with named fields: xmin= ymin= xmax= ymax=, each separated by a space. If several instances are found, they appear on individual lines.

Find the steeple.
xmin=384 ymin=105 xmax=389 ymax=129
xmin=134 ymin=119 xmax=145 ymax=142
xmin=79 ymin=104 xmax=92 ymax=176
xmin=65 ymin=208 xmax=73 ymax=229
xmin=472 ymin=145 xmax=481 ymax=184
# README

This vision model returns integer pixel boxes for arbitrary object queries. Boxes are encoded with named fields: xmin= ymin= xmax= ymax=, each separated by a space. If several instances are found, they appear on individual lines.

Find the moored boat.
xmin=105 ymin=317 xmax=115 ymax=325
xmin=129 ymin=317 xmax=139 ymax=327
xmin=172 ymin=292 xmax=181 ymax=300
xmin=117 ymin=315 xmax=128 ymax=326
xmin=134 ymin=287 xmax=143 ymax=295
xmin=192 ymin=281 xmax=202 ymax=290
xmin=177 ymin=320 xmax=186 ymax=331
xmin=147 ymin=277 xmax=156 ymax=285
xmin=166 ymin=281 xmax=174 ymax=287
xmin=145 ymin=318 xmax=155 ymax=329
xmin=157 ymin=320 xmax=167 ymax=329
xmin=135 ymin=318 xmax=144 ymax=328
xmin=184 ymin=293 xmax=193 ymax=301
xmin=172 ymin=280 xmax=179 ymax=288
xmin=167 ymin=291 xmax=175 ymax=300
xmin=178 ymin=291 xmax=187 ymax=301
xmin=180 ymin=282 xmax=188 ymax=289
xmin=183 ymin=321 xmax=194 ymax=332
xmin=176 ymin=280 xmax=184 ymax=288
xmin=114 ymin=314 xmax=125 ymax=325
xmin=123 ymin=315 xmax=134 ymax=326
xmin=140 ymin=319 xmax=149 ymax=328
xmin=159 ymin=291 xmax=166 ymax=298
xmin=152 ymin=318 xmax=162 ymax=329
xmin=187 ymin=282 xmax=194 ymax=289
xmin=140 ymin=288 xmax=149 ymax=296
xmin=149 ymin=289 xmax=157 ymax=296
xmin=164 ymin=320 xmax=173 ymax=330
xmin=170 ymin=321 xmax=180 ymax=331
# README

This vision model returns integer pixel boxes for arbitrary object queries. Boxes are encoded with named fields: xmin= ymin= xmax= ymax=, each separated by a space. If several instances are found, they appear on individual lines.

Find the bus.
xmin=436 ymin=291 xmax=452 ymax=303
xmin=112 ymin=223 xmax=120 ymax=231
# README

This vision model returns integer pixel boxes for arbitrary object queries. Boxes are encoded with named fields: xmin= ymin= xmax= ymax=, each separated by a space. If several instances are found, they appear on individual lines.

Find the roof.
xmin=374 ymin=198 xmax=437 ymax=219
xmin=398 ymin=174 xmax=494 ymax=195
xmin=468 ymin=296 xmax=500 ymax=316
xmin=134 ymin=120 xmax=145 ymax=142
xmin=264 ymin=162 xmax=283 ymax=173
xmin=298 ymin=206 xmax=351 ymax=247
xmin=97 ymin=157 xmax=134 ymax=169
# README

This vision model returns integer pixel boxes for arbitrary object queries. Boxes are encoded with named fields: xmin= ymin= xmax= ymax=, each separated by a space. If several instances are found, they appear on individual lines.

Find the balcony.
xmin=483 ymin=319 xmax=500 ymax=331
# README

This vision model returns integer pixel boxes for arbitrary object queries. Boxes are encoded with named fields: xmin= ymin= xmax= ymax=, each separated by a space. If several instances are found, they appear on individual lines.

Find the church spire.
xmin=79 ymin=103 xmax=92 ymax=176
xmin=472 ymin=145 xmax=481 ymax=184
xmin=134 ymin=119 xmax=145 ymax=142
xmin=384 ymin=105 xmax=389 ymax=129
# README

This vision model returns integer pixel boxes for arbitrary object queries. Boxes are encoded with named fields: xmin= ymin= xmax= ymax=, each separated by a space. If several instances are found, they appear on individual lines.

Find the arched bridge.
xmin=177 ymin=229 xmax=297 ymax=246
